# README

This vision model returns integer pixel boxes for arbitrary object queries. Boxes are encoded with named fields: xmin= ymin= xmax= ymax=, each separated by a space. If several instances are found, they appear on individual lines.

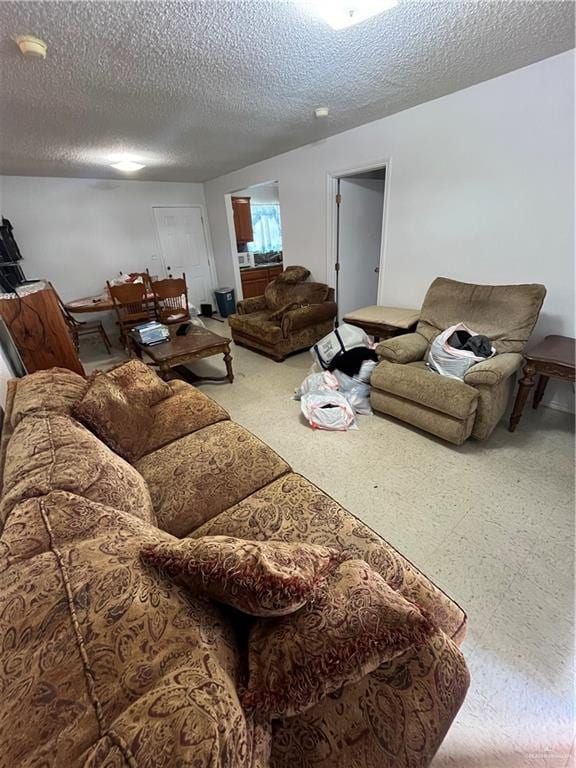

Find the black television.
xmin=0 ymin=218 xmax=26 ymax=292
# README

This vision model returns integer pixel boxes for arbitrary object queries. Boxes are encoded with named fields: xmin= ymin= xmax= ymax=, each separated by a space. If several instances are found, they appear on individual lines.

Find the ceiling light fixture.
xmin=110 ymin=159 xmax=146 ymax=172
xmin=314 ymin=107 xmax=329 ymax=118
xmin=15 ymin=35 xmax=47 ymax=58
xmin=312 ymin=0 xmax=398 ymax=30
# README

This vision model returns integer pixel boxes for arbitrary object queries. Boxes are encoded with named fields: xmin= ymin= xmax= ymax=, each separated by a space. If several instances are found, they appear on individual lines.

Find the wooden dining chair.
xmin=128 ymin=269 xmax=153 ymax=291
xmin=50 ymin=282 xmax=112 ymax=354
xmin=107 ymin=280 xmax=157 ymax=347
xmin=151 ymin=274 xmax=191 ymax=325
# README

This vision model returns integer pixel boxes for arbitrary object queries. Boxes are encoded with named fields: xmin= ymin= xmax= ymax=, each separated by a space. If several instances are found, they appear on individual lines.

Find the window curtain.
xmin=248 ymin=204 xmax=282 ymax=254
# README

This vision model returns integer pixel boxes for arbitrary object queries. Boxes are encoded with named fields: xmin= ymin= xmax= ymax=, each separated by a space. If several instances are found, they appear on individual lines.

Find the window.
xmin=248 ymin=204 xmax=282 ymax=255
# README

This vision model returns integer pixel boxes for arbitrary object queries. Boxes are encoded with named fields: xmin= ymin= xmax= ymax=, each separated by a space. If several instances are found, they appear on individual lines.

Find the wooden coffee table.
xmin=509 ymin=334 xmax=575 ymax=431
xmin=130 ymin=326 xmax=234 ymax=384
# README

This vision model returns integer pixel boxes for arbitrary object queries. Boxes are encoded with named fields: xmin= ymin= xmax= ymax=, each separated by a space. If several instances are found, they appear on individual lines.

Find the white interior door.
xmin=337 ymin=177 xmax=385 ymax=319
xmin=153 ymin=206 xmax=213 ymax=310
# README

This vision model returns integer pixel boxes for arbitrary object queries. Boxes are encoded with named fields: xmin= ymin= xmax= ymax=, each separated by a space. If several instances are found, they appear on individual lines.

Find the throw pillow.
xmin=275 ymin=266 xmax=311 ymax=284
xmin=240 ymin=558 xmax=435 ymax=718
xmin=72 ymin=374 xmax=152 ymax=462
xmin=140 ymin=535 xmax=344 ymax=616
xmin=106 ymin=359 xmax=172 ymax=406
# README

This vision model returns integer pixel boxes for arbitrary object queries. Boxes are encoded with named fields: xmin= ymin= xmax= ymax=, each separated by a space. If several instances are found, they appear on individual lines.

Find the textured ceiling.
xmin=0 ymin=1 xmax=573 ymax=182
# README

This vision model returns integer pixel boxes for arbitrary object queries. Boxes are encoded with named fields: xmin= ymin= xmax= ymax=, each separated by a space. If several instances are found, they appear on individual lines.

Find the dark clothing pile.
xmin=446 ymin=330 xmax=493 ymax=359
xmin=328 ymin=347 xmax=378 ymax=377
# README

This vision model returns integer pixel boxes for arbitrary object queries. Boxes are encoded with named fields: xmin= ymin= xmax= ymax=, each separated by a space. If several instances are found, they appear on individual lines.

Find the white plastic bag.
xmin=427 ymin=323 xmax=495 ymax=380
xmin=300 ymin=391 xmax=358 ymax=431
xmin=294 ymin=371 xmax=339 ymax=400
xmin=333 ymin=371 xmax=373 ymax=415
xmin=311 ymin=324 xmax=371 ymax=370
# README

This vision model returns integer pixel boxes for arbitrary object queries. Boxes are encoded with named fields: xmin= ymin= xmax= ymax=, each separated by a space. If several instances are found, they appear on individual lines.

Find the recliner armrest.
xmin=236 ymin=296 xmax=267 ymax=315
xmin=282 ymin=302 xmax=337 ymax=334
xmin=464 ymin=352 xmax=523 ymax=386
xmin=376 ymin=333 xmax=428 ymax=363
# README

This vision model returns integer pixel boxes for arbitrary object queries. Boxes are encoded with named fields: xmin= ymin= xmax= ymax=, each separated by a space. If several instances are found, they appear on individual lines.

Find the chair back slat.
xmin=151 ymin=274 xmax=190 ymax=323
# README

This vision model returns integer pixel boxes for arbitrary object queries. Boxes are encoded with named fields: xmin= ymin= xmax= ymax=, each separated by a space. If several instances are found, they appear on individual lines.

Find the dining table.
xmin=65 ymin=293 xmax=115 ymax=314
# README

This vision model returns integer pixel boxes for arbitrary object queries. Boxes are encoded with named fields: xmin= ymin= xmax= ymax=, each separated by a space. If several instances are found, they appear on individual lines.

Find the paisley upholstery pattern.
xmin=105 ymin=358 xmax=172 ymax=406
xmin=9 ymin=366 xmax=87 ymax=427
xmin=0 ymin=491 xmax=262 ymax=767
xmin=274 ymin=266 xmax=311 ymax=284
xmin=190 ymin=473 xmax=467 ymax=644
xmin=73 ymin=374 xmax=152 ymax=461
xmin=141 ymin=535 xmax=344 ymax=616
xmin=145 ymin=379 xmax=230 ymax=453
xmin=136 ymin=422 xmax=290 ymax=537
xmin=0 ymin=412 xmax=156 ymax=526
xmin=241 ymin=559 xmax=435 ymax=718
xmin=270 ymin=630 xmax=470 ymax=768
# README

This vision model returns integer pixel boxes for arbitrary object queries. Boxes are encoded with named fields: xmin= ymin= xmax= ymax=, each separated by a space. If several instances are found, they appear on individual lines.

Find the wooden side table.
xmin=343 ymin=306 xmax=420 ymax=341
xmin=509 ymin=335 xmax=575 ymax=432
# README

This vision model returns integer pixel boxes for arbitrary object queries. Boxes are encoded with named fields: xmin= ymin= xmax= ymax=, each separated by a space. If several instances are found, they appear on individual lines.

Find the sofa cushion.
xmin=105 ymin=358 xmax=172 ymax=406
xmin=241 ymin=559 xmax=434 ymax=718
xmin=0 ymin=412 xmax=155 ymax=526
xmin=371 ymin=360 xmax=478 ymax=420
xmin=228 ymin=311 xmax=284 ymax=344
xmin=264 ymin=281 xmax=329 ymax=312
xmin=141 ymin=536 xmax=344 ymax=616
xmin=145 ymin=379 xmax=229 ymax=454
xmin=72 ymin=374 xmax=152 ymax=462
xmin=189 ymin=473 xmax=467 ymax=644
xmin=10 ymin=367 xmax=87 ymax=427
xmin=0 ymin=491 xmax=254 ymax=768
xmin=274 ymin=266 xmax=311 ymax=284
xmin=416 ymin=277 xmax=546 ymax=354
xmin=136 ymin=421 xmax=291 ymax=538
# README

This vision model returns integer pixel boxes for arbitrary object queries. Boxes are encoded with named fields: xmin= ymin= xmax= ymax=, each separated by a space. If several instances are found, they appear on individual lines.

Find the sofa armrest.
xmin=236 ymin=295 xmax=267 ymax=315
xmin=464 ymin=352 xmax=523 ymax=386
xmin=271 ymin=631 xmax=470 ymax=768
xmin=282 ymin=302 xmax=338 ymax=334
xmin=376 ymin=333 xmax=428 ymax=363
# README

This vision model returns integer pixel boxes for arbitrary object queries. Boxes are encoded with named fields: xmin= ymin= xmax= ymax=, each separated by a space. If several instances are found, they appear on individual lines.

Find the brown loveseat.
xmin=229 ymin=267 xmax=337 ymax=361
xmin=0 ymin=365 xmax=469 ymax=767
xmin=371 ymin=277 xmax=546 ymax=445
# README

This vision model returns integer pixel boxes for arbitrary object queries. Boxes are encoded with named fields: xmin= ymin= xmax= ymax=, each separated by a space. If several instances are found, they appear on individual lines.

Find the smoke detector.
xmin=314 ymin=107 xmax=329 ymax=119
xmin=15 ymin=35 xmax=47 ymax=59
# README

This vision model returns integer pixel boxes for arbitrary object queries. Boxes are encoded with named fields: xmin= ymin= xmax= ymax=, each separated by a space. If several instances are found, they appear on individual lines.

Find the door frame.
xmin=325 ymin=158 xmax=391 ymax=312
xmin=151 ymin=204 xmax=218 ymax=300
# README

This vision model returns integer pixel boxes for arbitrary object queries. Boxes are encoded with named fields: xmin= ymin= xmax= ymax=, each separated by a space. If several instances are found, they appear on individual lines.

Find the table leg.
xmin=158 ymin=362 xmax=172 ymax=381
xmin=532 ymin=374 xmax=549 ymax=409
xmin=224 ymin=347 xmax=234 ymax=383
xmin=509 ymin=362 xmax=536 ymax=432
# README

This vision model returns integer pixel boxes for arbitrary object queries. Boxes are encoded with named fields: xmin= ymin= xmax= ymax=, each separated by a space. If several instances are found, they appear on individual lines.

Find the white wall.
xmin=205 ymin=51 xmax=575 ymax=412
xmin=0 ymin=176 xmax=210 ymax=303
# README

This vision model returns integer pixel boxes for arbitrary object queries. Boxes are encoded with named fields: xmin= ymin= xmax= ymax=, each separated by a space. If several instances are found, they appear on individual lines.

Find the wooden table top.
xmin=524 ymin=334 xmax=575 ymax=368
xmin=132 ymin=326 xmax=230 ymax=363
xmin=65 ymin=294 xmax=114 ymax=313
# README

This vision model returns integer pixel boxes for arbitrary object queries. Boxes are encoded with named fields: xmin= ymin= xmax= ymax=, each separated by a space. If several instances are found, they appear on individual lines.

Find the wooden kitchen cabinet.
xmin=231 ymin=197 xmax=253 ymax=243
xmin=240 ymin=265 xmax=284 ymax=299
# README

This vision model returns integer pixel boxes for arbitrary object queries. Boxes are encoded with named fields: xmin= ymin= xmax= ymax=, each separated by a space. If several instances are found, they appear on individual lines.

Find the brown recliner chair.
xmin=229 ymin=266 xmax=337 ymax=361
xmin=370 ymin=277 xmax=546 ymax=444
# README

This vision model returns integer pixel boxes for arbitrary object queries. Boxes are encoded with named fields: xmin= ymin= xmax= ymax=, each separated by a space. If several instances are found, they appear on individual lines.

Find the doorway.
xmin=329 ymin=166 xmax=387 ymax=321
xmin=152 ymin=206 xmax=215 ymax=311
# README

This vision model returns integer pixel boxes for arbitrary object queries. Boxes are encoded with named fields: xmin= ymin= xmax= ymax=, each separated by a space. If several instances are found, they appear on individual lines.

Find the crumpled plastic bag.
xmin=427 ymin=323 xmax=495 ymax=380
xmin=333 ymin=371 xmax=373 ymax=415
xmin=294 ymin=371 xmax=339 ymax=400
xmin=300 ymin=391 xmax=358 ymax=431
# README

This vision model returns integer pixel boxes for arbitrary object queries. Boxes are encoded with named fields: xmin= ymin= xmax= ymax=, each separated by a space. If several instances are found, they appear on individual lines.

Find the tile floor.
xmin=82 ymin=321 xmax=575 ymax=768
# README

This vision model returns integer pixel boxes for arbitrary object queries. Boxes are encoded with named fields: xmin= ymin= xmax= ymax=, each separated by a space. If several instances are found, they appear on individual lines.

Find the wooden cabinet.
xmin=240 ymin=265 xmax=284 ymax=299
xmin=0 ymin=283 xmax=84 ymax=376
xmin=231 ymin=197 xmax=253 ymax=243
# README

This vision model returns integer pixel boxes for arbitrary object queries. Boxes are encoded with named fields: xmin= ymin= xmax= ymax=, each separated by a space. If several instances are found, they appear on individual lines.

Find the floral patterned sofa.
xmin=0 ymin=365 xmax=469 ymax=767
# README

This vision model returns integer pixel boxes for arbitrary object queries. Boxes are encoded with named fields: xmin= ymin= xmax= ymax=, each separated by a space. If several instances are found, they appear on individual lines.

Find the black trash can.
xmin=214 ymin=287 xmax=235 ymax=318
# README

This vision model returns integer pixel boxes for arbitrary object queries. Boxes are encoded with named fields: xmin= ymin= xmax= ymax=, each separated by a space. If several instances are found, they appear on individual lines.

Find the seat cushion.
xmin=189 ymin=473 xmax=467 ymax=644
xmin=228 ymin=310 xmax=283 ymax=344
xmin=371 ymin=360 xmax=478 ymax=420
xmin=0 ymin=412 xmax=155 ymax=526
xmin=10 ymin=367 xmax=87 ymax=427
xmin=0 ymin=491 xmax=253 ymax=768
xmin=136 ymin=422 xmax=291 ymax=538
xmin=145 ymin=380 xmax=229 ymax=454
xmin=72 ymin=375 xmax=152 ymax=462
xmin=105 ymin=359 xmax=172 ymax=406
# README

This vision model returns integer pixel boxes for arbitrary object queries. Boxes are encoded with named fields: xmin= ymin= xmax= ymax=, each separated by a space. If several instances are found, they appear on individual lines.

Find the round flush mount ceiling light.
xmin=15 ymin=35 xmax=47 ymax=58
xmin=314 ymin=107 xmax=329 ymax=119
xmin=110 ymin=158 xmax=146 ymax=172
